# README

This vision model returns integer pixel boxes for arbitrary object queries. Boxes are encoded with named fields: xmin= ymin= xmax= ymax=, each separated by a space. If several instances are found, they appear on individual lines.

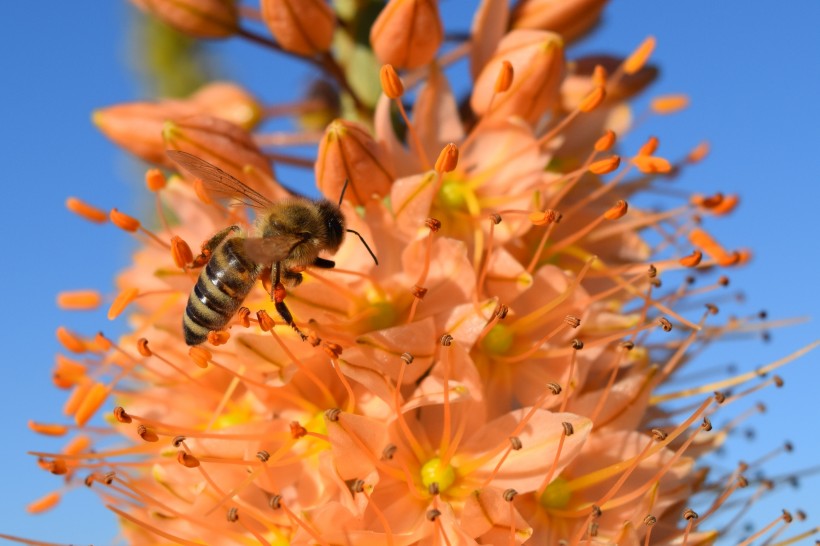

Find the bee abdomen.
xmin=183 ymin=238 xmax=260 ymax=345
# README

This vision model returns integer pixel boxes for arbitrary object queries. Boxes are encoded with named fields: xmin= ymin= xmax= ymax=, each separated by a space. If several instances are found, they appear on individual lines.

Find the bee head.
xmin=318 ymin=200 xmax=346 ymax=252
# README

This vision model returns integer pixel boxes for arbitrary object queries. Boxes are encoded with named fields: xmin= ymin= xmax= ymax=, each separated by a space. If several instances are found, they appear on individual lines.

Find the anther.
xmin=227 ymin=507 xmax=239 ymax=523
xmin=546 ymin=383 xmax=562 ymax=395
xmin=237 ymin=307 xmax=251 ymax=328
xmin=113 ymin=406 xmax=132 ymax=424
xmin=93 ymin=332 xmax=112 ymax=352
xmin=56 ymin=326 xmax=86 ymax=354
xmin=562 ymin=422 xmax=574 ymax=436
xmin=381 ymin=444 xmax=397 ymax=460
xmin=379 ymin=64 xmax=404 ymax=99
xmin=701 ymin=417 xmax=712 ymax=431
xmin=651 ymin=95 xmax=690 ymax=115
xmin=400 ymin=352 xmax=414 ymax=365
xmin=579 ymin=86 xmax=606 ymax=113
xmin=257 ymin=310 xmax=275 ymax=332
xmin=638 ymin=136 xmax=659 ymax=156
xmin=257 ymin=450 xmax=271 ymax=463
xmin=136 ymin=338 xmax=152 ymax=357
xmin=649 ymin=277 xmax=661 ymax=288
xmin=325 ymin=408 xmax=341 ymax=422
xmin=188 ymin=346 xmax=211 ymax=368
xmin=679 ymin=250 xmax=703 ymax=267
xmin=351 ymin=480 xmax=365 ymax=493
xmin=683 ymin=508 xmax=698 ymax=521
xmin=571 ymin=339 xmax=584 ymax=350
xmin=590 ymin=505 xmax=602 ymax=518
xmin=604 ymin=199 xmax=628 ymax=220
xmin=48 ymin=460 xmax=68 ymax=475
xmin=620 ymin=340 xmax=634 ymax=350
xmin=171 ymin=236 xmax=194 ymax=268
xmin=84 ymin=475 xmax=95 ymax=487
xmin=658 ymin=317 xmax=673 ymax=332
xmin=428 ymin=482 xmax=440 ymax=496
xmin=290 ymin=421 xmax=307 ymax=439
xmin=425 ymin=217 xmax=442 ymax=232
xmin=172 ymin=436 xmax=186 ymax=448
xmin=589 ymin=155 xmax=621 ymax=175
xmin=208 ymin=330 xmax=230 ymax=346
xmin=503 ymin=489 xmax=518 ymax=502
xmin=713 ymin=392 xmax=726 ymax=404
xmin=494 ymin=60 xmax=514 ymax=93
xmin=269 ymin=495 xmax=282 ymax=510
xmin=705 ymin=303 xmax=719 ymax=315
xmin=108 ymin=288 xmax=139 ymax=320
xmin=644 ymin=515 xmax=657 ymax=526
xmin=177 ymin=451 xmax=200 ymax=468
xmin=647 ymin=264 xmax=657 ymax=278
xmin=145 ymin=168 xmax=166 ymax=191
xmin=412 ymin=285 xmax=429 ymax=300
xmin=66 ymin=197 xmax=108 ymax=223
xmin=564 ymin=315 xmax=581 ymax=328
xmin=529 ymin=209 xmax=557 ymax=226
xmin=782 ymin=510 xmax=793 ymax=523
xmin=110 ymin=208 xmax=140 ymax=232
xmin=489 ymin=213 xmax=502 ymax=225
xmin=738 ymin=476 xmax=749 ymax=488
xmin=594 ymin=130 xmax=616 ymax=152
xmin=623 ymin=36 xmax=656 ymax=75
xmin=103 ymin=472 xmax=116 ymax=485
xmin=440 ymin=333 xmax=453 ymax=346
xmin=718 ymin=276 xmax=730 ymax=287
xmin=494 ymin=304 xmax=509 ymax=320
xmin=509 ymin=436 xmax=523 ymax=450
xmin=56 ymin=290 xmax=103 ymax=311
xmin=651 ymin=429 xmax=668 ymax=441
xmin=426 ymin=509 xmax=442 ymax=522
xmin=774 ymin=376 xmax=784 ymax=388
xmin=137 ymin=425 xmax=159 ymax=442
xmin=434 ymin=143 xmax=459 ymax=173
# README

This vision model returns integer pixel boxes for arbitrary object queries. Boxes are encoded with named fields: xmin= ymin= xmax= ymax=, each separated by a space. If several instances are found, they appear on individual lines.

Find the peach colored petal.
xmin=470 ymin=0 xmax=510 ymax=79
xmin=413 ymin=66 xmax=466 ymax=162
xmin=348 ymin=317 xmax=437 ymax=383
xmin=374 ymin=94 xmax=420 ymax=176
xmin=326 ymin=412 xmax=389 ymax=480
xmin=461 ymin=487 xmax=533 ymax=543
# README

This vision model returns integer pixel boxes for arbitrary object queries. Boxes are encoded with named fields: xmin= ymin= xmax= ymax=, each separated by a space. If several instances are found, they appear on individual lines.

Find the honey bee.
xmin=167 ymin=150 xmax=377 ymax=346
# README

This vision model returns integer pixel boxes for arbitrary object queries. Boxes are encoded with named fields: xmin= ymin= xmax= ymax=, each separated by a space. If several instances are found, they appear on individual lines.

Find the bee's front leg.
xmin=191 ymin=225 xmax=241 ymax=268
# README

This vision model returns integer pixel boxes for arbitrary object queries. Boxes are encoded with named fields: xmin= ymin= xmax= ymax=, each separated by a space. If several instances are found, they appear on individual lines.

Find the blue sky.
xmin=1 ymin=1 xmax=818 ymax=544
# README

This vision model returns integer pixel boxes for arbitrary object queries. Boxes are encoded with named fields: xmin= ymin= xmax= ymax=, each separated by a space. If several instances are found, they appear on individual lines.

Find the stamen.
xmin=380 ymin=64 xmax=430 ymax=169
xmin=56 ymin=326 xmax=86 ymax=354
xmin=56 ymin=290 xmax=102 ymax=311
xmin=406 ymin=218 xmax=437 ymax=323
xmin=66 ymin=197 xmax=108 ymax=224
xmin=622 ymin=36 xmax=656 ymax=75
xmin=651 ymin=94 xmax=690 ymax=114
xmin=736 ymin=511 xmax=793 ymax=546
xmin=107 ymin=288 xmax=139 ymax=320
xmin=144 ymin=168 xmax=166 ymax=191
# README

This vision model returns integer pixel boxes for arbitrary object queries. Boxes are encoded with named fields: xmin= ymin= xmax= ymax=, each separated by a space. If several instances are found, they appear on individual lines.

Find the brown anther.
xmin=784 ymin=440 xmax=793 ymax=452
xmin=325 ymin=408 xmax=341 ymax=422
xmin=579 ymin=85 xmax=606 ymax=113
xmin=207 ymin=330 xmax=230 ymax=346
xmin=529 ymin=209 xmax=557 ymax=226
xmin=66 ymin=197 xmax=108 ymax=224
xmin=171 ymin=236 xmax=194 ymax=268
xmin=380 ymin=64 xmax=404 ymax=99
xmin=604 ymin=199 xmax=628 ymax=220
xmin=425 ymin=217 xmax=442 ymax=232
xmin=562 ymin=422 xmax=575 ymax=436
xmin=718 ymin=276 xmax=730 ymax=287
xmin=227 ymin=507 xmax=239 ymax=523
xmin=651 ymin=429 xmax=668 ymax=441
xmin=649 ymin=277 xmax=662 ymax=288
xmin=773 ymin=375 xmax=784 ymax=388
xmin=589 ymin=155 xmax=621 ymax=175
xmin=701 ymin=417 xmax=712 ymax=432
xmin=236 ymin=307 xmax=251 ymax=328
xmin=756 ymin=402 xmax=766 ymax=413
xmin=136 ymin=338 xmax=152 ymax=357
xmin=440 ymin=333 xmax=453 ymax=346
xmin=426 ymin=509 xmax=442 ymax=522
xmin=145 ymin=168 xmax=166 ymax=191
xmin=679 ymin=250 xmax=703 ymax=267
xmin=110 ymin=208 xmax=140 ymax=232
xmin=290 ymin=421 xmax=308 ymax=439
xmin=546 ymin=382 xmax=562 ymax=395
xmin=48 ymin=459 xmax=68 ymax=475
xmin=686 ymin=275 xmax=696 ymax=285
xmin=758 ymin=310 xmax=768 ymax=319
xmin=269 ymin=494 xmax=282 ymax=509
xmin=796 ymin=510 xmax=806 ymax=521
xmin=704 ymin=304 xmax=719 ymax=316
xmin=172 ymin=436 xmax=186 ymax=448
xmin=137 ymin=425 xmax=159 ymax=442
xmin=590 ymin=505 xmax=602 ymax=518
xmin=638 ymin=136 xmax=659 ymax=156
xmin=683 ymin=508 xmax=698 ymax=521
xmin=113 ymin=406 xmax=132 ymax=424
xmin=571 ymin=339 xmax=584 ymax=350
xmin=494 ymin=304 xmax=509 ymax=320
xmin=434 ymin=143 xmax=459 ymax=173
xmin=382 ymin=444 xmax=397 ymax=460
xmin=103 ymin=472 xmax=116 ymax=485
xmin=509 ymin=436 xmax=523 ymax=450
xmin=658 ymin=317 xmax=673 ymax=332
xmin=494 ymin=60 xmax=514 ymax=93
xmin=322 ymin=341 xmax=343 ymax=358
xmin=503 ymin=489 xmax=518 ymax=502
xmin=489 ymin=212 xmax=502 ymax=225
xmin=84 ymin=474 xmax=96 ymax=487
xmin=400 ymin=352 xmax=414 ymax=365
xmin=350 ymin=479 xmax=365 ymax=493
xmin=257 ymin=450 xmax=271 ymax=463
xmin=782 ymin=510 xmax=793 ymax=523
xmin=428 ymin=482 xmax=440 ymax=496
xmin=738 ymin=475 xmax=749 ymax=488
xmin=620 ymin=340 xmax=635 ymax=350
xmin=256 ymin=310 xmax=275 ymax=332
xmin=412 ymin=285 xmax=428 ymax=299
xmin=564 ymin=315 xmax=581 ymax=328
xmin=594 ymin=130 xmax=616 ymax=152
xmin=644 ymin=515 xmax=657 ymax=526
xmin=713 ymin=391 xmax=726 ymax=404
xmin=188 ymin=346 xmax=211 ymax=368
xmin=647 ymin=264 xmax=657 ymax=278
xmin=177 ymin=451 xmax=200 ymax=468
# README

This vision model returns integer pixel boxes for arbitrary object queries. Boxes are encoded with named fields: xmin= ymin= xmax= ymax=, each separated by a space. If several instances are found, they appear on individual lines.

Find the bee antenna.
xmin=347 ymin=229 xmax=379 ymax=266
xmin=338 ymin=179 xmax=350 ymax=206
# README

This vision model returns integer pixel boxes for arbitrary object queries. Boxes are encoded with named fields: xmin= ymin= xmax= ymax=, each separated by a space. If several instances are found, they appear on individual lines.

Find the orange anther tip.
xmin=604 ymin=200 xmax=629 ymax=220
xmin=177 ymin=451 xmax=201 ymax=468
xmin=651 ymin=94 xmax=690 ymax=114
xmin=56 ymin=326 xmax=86 ymax=354
xmin=145 ymin=168 xmax=167 ymax=191
xmin=589 ymin=155 xmax=621 ymax=175
xmin=594 ymin=130 xmax=616 ymax=152
xmin=63 ymin=435 xmax=92 ymax=456
xmin=290 ymin=421 xmax=308 ymax=439
xmin=108 ymin=288 xmax=139 ymax=320
xmin=494 ymin=60 xmax=514 ymax=93
xmin=257 ymin=310 xmax=276 ymax=332
xmin=529 ymin=210 xmax=556 ymax=226
xmin=735 ymin=249 xmax=752 ymax=264
xmin=435 ymin=143 xmax=459 ymax=173
xmin=66 ymin=197 xmax=107 ymax=224
xmin=28 ymin=421 xmax=69 ymax=437
xmin=208 ymin=330 xmax=231 ymax=346
xmin=114 ymin=406 xmax=132 ymax=424
xmin=74 ymin=382 xmax=108 ymax=427
xmin=579 ymin=86 xmax=606 ymax=113
xmin=137 ymin=338 xmax=152 ymax=357
xmin=64 ymin=380 xmax=91 ymax=417
xmin=53 ymin=355 xmax=87 ymax=389
xmin=92 ymin=332 xmax=112 ymax=352
xmin=592 ymin=64 xmax=608 ymax=87
xmin=56 ymin=290 xmax=102 ymax=311
xmin=380 ymin=64 xmax=404 ymax=99
xmin=27 ymin=492 xmax=61 ymax=514
xmin=711 ymin=194 xmax=739 ymax=215
xmin=110 ymin=208 xmax=140 ymax=232
xmin=687 ymin=141 xmax=710 ymax=163
xmin=171 ymin=236 xmax=194 ymax=268
xmin=632 ymin=155 xmax=672 ymax=174
xmin=189 ymin=346 xmax=211 ymax=368
xmin=679 ymin=250 xmax=703 ymax=267
xmin=624 ymin=36 xmax=656 ymax=75
xmin=638 ymin=136 xmax=659 ymax=157
xmin=138 ymin=425 xmax=159 ymax=443
xmin=718 ymin=251 xmax=742 ymax=267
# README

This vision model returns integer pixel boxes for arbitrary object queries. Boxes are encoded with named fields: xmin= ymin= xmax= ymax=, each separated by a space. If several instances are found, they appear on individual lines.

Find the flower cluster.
xmin=29 ymin=1 xmax=811 ymax=545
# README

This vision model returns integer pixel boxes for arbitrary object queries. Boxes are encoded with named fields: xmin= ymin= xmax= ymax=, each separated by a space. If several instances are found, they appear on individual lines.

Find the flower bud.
xmin=371 ymin=0 xmax=443 ymax=70
xmin=261 ymin=0 xmax=335 ymax=56
xmin=315 ymin=119 xmax=395 ymax=205
xmin=130 ymin=0 xmax=238 ymax=39
xmin=163 ymin=115 xmax=288 ymax=199
xmin=471 ymin=30 xmax=565 ymax=126
xmin=511 ymin=0 xmax=608 ymax=43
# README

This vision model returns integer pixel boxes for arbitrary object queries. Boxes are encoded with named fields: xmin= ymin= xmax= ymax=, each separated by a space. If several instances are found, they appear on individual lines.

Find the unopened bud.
xmin=260 ymin=0 xmax=335 ymax=55
xmin=371 ymin=0 xmax=444 ymax=70
xmin=129 ymin=0 xmax=238 ymax=39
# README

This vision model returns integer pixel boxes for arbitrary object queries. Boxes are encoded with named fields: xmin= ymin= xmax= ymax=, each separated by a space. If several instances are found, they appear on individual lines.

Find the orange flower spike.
xmin=623 ymin=36 xmax=656 ymax=75
xmin=315 ymin=119 xmax=395 ymax=205
xmin=56 ymin=326 xmax=86 ymax=354
xmin=145 ymin=168 xmax=166 ymax=192
xmin=109 ymin=208 xmax=140 ymax=232
xmin=66 ymin=197 xmax=108 ymax=224
xmin=26 ymin=492 xmax=61 ymax=515
xmin=604 ymin=199 xmax=629 ymax=220
xmin=632 ymin=155 xmax=672 ymax=174
xmin=108 ymin=288 xmax=139 ymax=320
xmin=28 ymin=421 xmax=69 ymax=437
xmin=260 ymin=0 xmax=335 ymax=55
xmin=651 ymin=94 xmax=690 ymax=115
xmin=75 ymin=382 xmax=108 ymax=426
xmin=595 ymin=130 xmax=617 ymax=152
xmin=56 ymin=290 xmax=102 ymax=311
xmin=435 ymin=143 xmax=459 ymax=174
xmin=588 ymin=155 xmax=621 ymax=175
xmin=129 ymin=0 xmax=238 ymax=39
xmin=371 ymin=0 xmax=444 ymax=70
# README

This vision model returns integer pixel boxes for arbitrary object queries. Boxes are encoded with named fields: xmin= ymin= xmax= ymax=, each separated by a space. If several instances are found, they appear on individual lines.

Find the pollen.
xmin=171 ymin=236 xmax=194 ymax=268
xmin=188 ymin=346 xmax=212 ymax=368
xmin=420 ymin=457 xmax=456 ymax=494
xmin=66 ymin=197 xmax=107 ymax=224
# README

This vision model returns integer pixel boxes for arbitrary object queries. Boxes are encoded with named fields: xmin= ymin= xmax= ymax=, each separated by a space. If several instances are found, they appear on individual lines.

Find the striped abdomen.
xmin=184 ymin=238 xmax=261 ymax=345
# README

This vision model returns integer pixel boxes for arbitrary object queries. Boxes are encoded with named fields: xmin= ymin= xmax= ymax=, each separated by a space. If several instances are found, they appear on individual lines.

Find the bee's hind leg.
xmin=192 ymin=225 xmax=241 ymax=267
xmin=270 ymin=262 xmax=313 ymax=344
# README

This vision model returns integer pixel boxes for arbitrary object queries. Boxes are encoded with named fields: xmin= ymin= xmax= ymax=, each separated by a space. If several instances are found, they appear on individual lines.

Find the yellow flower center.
xmin=481 ymin=324 xmax=515 ymax=355
xmin=539 ymin=476 xmax=572 ymax=509
xmin=438 ymin=176 xmax=470 ymax=210
xmin=420 ymin=457 xmax=456 ymax=493
xmin=368 ymin=300 xmax=398 ymax=331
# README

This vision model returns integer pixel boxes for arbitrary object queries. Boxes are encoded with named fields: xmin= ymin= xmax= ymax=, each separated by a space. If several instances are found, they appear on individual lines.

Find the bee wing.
xmin=242 ymin=235 xmax=305 ymax=265
xmin=167 ymin=150 xmax=275 ymax=209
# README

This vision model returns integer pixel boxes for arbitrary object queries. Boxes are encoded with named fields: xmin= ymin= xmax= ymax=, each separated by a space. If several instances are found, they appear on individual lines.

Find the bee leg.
xmin=270 ymin=262 xmax=311 ymax=343
xmin=283 ymin=270 xmax=303 ymax=287
xmin=312 ymin=257 xmax=336 ymax=269
xmin=192 ymin=225 xmax=241 ymax=268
